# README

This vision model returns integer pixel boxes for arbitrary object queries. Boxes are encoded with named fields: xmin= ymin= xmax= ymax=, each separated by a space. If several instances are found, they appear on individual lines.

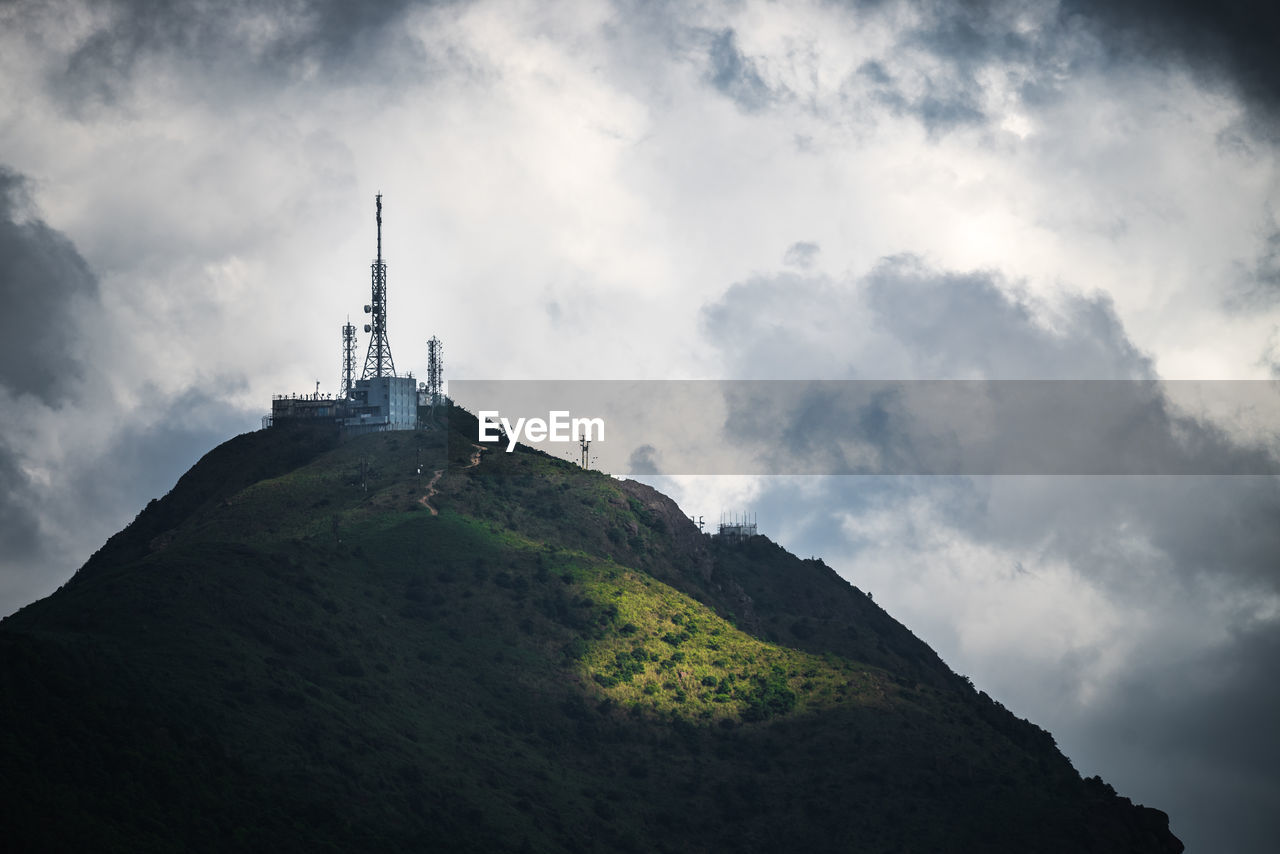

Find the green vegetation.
xmin=565 ymin=561 xmax=881 ymax=722
xmin=0 ymin=407 xmax=1182 ymax=853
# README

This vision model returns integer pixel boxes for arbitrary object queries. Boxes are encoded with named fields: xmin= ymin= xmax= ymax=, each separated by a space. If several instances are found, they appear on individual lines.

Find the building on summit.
xmin=266 ymin=194 xmax=442 ymax=435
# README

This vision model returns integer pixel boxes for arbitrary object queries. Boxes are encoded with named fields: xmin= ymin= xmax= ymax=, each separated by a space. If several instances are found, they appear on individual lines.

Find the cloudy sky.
xmin=3 ymin=0 xmax=1279 ymax=849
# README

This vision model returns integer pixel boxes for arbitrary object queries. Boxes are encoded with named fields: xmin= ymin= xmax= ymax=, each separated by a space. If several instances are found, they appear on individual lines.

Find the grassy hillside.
xmin=0 ymin=406 xmax=1182 ymax=853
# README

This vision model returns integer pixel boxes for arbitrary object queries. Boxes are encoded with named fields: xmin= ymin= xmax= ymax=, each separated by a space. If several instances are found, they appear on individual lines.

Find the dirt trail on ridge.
xmin=420 ymin=444 xmax=483 ymax=516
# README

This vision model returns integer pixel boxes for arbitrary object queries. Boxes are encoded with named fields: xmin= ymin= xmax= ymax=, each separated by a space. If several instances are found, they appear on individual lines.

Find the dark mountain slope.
xmin=0 ymin=406 xmax=1181 ymax=853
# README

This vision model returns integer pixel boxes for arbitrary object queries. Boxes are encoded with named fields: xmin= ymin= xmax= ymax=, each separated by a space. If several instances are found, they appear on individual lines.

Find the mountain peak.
xmin=0 ymin=406 xmax=1182 ymax=852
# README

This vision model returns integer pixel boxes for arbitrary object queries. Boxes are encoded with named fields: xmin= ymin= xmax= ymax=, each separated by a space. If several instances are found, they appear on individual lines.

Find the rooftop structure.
xmin=716 ymin=512 xmax=757 ymax=541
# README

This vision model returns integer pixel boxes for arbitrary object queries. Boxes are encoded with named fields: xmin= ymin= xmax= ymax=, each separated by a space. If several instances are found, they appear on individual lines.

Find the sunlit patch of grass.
xmin=566 ymin=563 xmax=891 ymax=723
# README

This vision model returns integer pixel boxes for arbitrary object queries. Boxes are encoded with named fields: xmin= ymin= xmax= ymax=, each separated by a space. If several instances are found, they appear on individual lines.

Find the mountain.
xmin=0 ymin=405 xmax=1182 ymax=853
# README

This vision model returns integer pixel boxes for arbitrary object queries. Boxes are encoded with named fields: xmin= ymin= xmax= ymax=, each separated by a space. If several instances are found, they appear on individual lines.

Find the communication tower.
xmin=361 ymin=194 xmax=396 ymax=379
xmin=426 ymin=336 xmax=444 ymax=408
xmin=341 ymin=320 xmax=357 ymax=399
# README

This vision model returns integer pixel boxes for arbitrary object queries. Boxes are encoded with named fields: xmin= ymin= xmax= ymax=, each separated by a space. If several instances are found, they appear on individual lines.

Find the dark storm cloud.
xmin=0 ymin=440 xmax=43 ymax=564
xmin=838 ymin=2 xmax=1077 ymax=135
xmin=693 ymin=260 xmax=1280 ymax=477
xmin=0 ymin=433 xmax=55 ymax=618
xmin=707 ymin=380 xmax=1280 ymax=475
xmin=1077 ymin=477 xmax=1280 ymax=588
xmin=862 ymin=256 xmax=1154 ymax=380
xmin=684 ymin=0 xmax=1279 ymax=139
xmin=1082 ymin=616 xmax=1280 ymax=852
xmin=0 ymin=383 xmax=260 ymax=618
xmin=40 ymin=0 xmax=448 ymax=107
xmin=898 ymin=0 xmax=1280 ymax=135
xmin=1063 ymin=0 xmax=1280 ymax=130
xmin=700 ymin=255 xmax=1280 ymax=574
xmin=703 ymin=254 xmax=1154 ymax=380
xmin=857 ymin=58 xmax=988 ymax=136
xmin=57 ymin=0 xmax=1279 ymax=133
xmin=0 ymin=165 xmax=97 ymax=404
xmin=695 ymin=10 xmax=1007 ymax=133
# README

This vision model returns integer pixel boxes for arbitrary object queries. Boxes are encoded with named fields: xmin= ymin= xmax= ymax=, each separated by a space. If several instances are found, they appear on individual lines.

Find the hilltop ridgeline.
xmin=0 ymin=405 xmax=1182 ymax=853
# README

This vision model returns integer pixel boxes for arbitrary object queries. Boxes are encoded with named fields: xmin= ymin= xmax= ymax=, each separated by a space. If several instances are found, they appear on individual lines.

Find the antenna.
xmin=426 ymin=336 xmax=444 ymax=410
xmin=579 ymin=436 xmax=591 ymax=468
xmin=361 ymin=193 xmax=396 ymax=379
xmin=341 ymin=320 xmax=357 ymax=399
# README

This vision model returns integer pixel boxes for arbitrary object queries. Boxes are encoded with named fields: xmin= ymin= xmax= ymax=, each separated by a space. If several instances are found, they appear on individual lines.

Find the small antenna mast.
xmin=426 ymin=336 xmax=444 ymax=411
xmin=341 ymin=319 xmax=357 ymax=399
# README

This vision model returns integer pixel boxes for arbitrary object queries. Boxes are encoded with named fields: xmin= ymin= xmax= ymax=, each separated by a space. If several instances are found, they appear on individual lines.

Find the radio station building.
xmin=342 ymin=375 xmax=418 ymax=434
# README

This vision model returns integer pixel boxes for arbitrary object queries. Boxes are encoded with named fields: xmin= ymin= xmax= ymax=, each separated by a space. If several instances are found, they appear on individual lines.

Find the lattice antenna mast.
xmin=341 ymin=320 xmax=357 ymax=398
xmin=361 ymin=193 xmax=396 ymax=379
xmin=426 ymin=336 xmax=444 ymax=408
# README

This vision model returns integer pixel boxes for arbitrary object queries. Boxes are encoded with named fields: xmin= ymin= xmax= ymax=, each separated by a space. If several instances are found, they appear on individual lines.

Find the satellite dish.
xmin=364 ymin=324 xmax=372 ymax=333
xmin=364 ymin=304 xmax=372 ymax=313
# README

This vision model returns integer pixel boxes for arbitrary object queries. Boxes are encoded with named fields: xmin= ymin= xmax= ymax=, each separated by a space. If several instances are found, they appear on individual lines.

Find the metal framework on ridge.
xmin=361 ymin=194 xmax=396 ymax=379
